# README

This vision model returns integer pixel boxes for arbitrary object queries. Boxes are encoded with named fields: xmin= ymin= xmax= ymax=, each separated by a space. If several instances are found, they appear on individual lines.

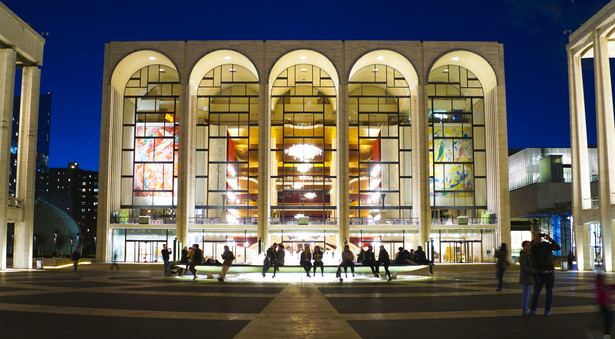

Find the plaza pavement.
xmin=0 ymin=263 xmax=604 ymax=338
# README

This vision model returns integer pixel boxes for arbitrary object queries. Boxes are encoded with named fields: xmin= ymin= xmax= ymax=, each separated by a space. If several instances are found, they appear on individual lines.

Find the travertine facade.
xmin=99 ymin=40 xmax=509 ymax=264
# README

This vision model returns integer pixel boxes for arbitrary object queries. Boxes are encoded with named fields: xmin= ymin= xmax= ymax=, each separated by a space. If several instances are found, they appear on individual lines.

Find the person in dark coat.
xmin=394 ymin=247 xmax=409 ymax=265
xmin=273 ymin=243 xmax=285 ymax=278
xmin=495 ymin=243 xmax=509 ymax=291
xmin=71 ymin=247 xmax=80 ymax=272
xmin=567 ymin=250 xmax=574 ymax=271
xmin=529 ymin=233 xmax=560 ymax=316
xmin=262 ymin=243 xmax=277 ymax=277
xmin=376 ymin=245 xmax=392 ymax=281
xmin=414 ymin=246 xmax=428 ymax=265
xmin=300 ymin=244 xmax=312 ymax=277
xmin=189 ymin=244 xmax=203 ymax=280
xmin=180 ymin=246 xmax=189 ymax=264
xmin=518 ymin=240 xmax=535 ymax=315
xmin=161 ymin=244 xmax=172 ymax=275
xmin=313 ymin=246 xmax=324 ymax=277
xmin=363 ymin=245 xmax=377 ymax=277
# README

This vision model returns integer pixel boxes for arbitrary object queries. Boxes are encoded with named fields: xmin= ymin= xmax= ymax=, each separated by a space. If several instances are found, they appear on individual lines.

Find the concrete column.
xmin=413 ymin=84 xmax=431 ymax=245
xmin=13 ymin=66 xmax=40 ymax=269
xmin=176 ymin=83 xmax=191 ymax=246
xmin=257 ymin=79 xmax=270 ymax=251
xmin=594 ymin=31 xmax=615 ymax=272
xmin=338 ymin=78 xmax=350 ymax=251
xmin=568 ymin=48 xmax=592 ymax=270
xmin=0 ymin=49 xmax=16 ymax=270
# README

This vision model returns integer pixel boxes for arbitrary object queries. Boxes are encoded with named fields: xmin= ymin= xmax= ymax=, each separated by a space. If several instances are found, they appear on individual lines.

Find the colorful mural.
xmin=133 ymin=123 xmax=178 ymax=199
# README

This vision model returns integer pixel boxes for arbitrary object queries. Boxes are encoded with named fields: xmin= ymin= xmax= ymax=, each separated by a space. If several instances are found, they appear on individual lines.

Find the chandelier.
xmin=297 ymin=163 xmax=312 ymax=173
xmin=285 ymin=144 xmax=322 ymax=162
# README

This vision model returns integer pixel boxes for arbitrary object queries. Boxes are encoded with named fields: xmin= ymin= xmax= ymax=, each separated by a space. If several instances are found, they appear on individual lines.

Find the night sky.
xmin=5 ymin=0 xmax=609 ymax=171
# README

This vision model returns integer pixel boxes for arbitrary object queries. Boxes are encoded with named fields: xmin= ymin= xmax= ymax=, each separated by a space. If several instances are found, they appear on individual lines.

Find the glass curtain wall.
xmin=195 ymin=64 xmax=259 ymax=223
xmin=121 ymin=65 xmax=180 ymax=219
xmin=348 ymin=64 xmax=412 ymax=223
xmin=270 ymin=64 xmax=337 ymax=224
xmin=428 ymin=65 xmax=486 ymax=220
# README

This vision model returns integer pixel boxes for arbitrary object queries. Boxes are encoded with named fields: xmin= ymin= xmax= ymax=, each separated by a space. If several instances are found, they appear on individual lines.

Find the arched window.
xmin=348 ymin=64 xmax=412 ymax=221
xmin=428 ymin=65 xmax=486 ymax=217
xmin=121 ymin=65 xmax=180 ymax=208
xmin=270 ymin=64 xmax=337 ymax=223
xmin=195 ymin=64 xmax=259 ymax=223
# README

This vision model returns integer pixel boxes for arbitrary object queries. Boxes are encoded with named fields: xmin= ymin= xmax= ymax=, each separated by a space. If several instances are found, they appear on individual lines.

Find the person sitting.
xmin=340 ymin=245 xmax=355 ymax=278
xmin=394 ymin=247 xmax=409 ymax=265
xmin=363 ymin=245 xmax=378 ymax=277
xmin=414 ymin=246 xmax=429 ymax=265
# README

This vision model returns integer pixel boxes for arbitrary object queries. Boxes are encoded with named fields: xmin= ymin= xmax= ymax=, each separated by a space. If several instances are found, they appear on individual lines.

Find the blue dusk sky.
xmin=5 ymin=0 xmax=609 ymax=171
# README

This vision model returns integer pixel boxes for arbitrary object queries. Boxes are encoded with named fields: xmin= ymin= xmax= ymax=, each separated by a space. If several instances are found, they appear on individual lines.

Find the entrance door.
xmin=125 ymin=241 xmax=167 ymax=262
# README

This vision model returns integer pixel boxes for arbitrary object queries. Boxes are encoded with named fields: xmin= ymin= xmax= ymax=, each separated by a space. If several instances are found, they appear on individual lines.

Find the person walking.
xmin=71 ymin=247 xmax=80 ymax=273
xmin=161 ymin=244 xmax=172 ymax=276
xmin=519 ymin=240 xmax=535 ymax=315
xmin=596 ymin=273 xmax=615 ymax=338
xmin=363 ymin=245 xmax=378 ymax=277
xmin=300 ymin=244 xmax=312 ymax=277
xmin=313 ymin=246 xmax=324 ymax=277
xmin=262 ymin=243 xmax=277 ymax=277
xmin=376 ymin=245 xmax=392 ymax=281
xmin=273 ymin=243 xmax=285 ymax=278
xmin=340 ymin=245 xmax=355 ymax=278
xmin=568 ymin=250 xmax=574 ymax=271
xmin=529 ymin=233 xmax=561 ymax=316
xmin=189 ymin=244 xmax=203 ymax=280
xmin=110 ymin=251 xmax=120 ymax=270
xmin=218 ymin=245 xmax=235 ymax=282
xmin=495 ymin=242 xmax=509 ymax=291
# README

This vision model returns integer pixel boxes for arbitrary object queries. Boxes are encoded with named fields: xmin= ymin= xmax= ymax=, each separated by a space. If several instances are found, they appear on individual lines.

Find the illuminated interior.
xmin=270 ymin=64 xmax=337 ymax=222
xmin=348 ymin=64 xmax=412 ymax=220
xmin=428 ymin=64 xmax=487 ymax=218
xmin=121 ymin=65 xmax=180 ymax=208
xmin=195 ymin=64 xmax=259 ymax=221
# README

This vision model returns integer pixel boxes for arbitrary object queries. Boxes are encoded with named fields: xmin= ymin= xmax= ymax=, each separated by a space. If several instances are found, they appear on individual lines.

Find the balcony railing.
xmin=270 ymin=217 xmax=338 ymax=226
xmin=350 ymin=217 xmax=419 ymax=226
xmin=431 ymin=216 xmax=497 ymax=226
xmin=583 ymin=197 xmax=600 ymax=209
xmin=7 ymin=197 xmax=23 ymax=208
xmin=189 ymin=217 xmax=258 ymax=225
xmin=111 ymin=215 xmax=176 ymax=225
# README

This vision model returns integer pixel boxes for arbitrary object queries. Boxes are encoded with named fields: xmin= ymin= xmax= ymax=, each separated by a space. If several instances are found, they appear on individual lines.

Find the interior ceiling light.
xmin=159 ymin=68 xmax=166 ymax=72
xmin=452 ymin=57 xmax=459 ymax=61
xmin=284 ymin=144 xmax=322 ymax=162
xmin=304 ymin=192 xmax=316 ymax=199
xmin=297 ymin=163 xmax=311 ymax=173
xmin=443 ymin=69 xmax=449 ymax=73
xmin=224 ymin=56 xmax=231 ymax=60
xmin=300 ymin=56 xmax=307 ymax=60
xmin=149 ymin=56 xmax=156 ymax=61
xmin=301 ymin=68 xmax=307 ymax=72
xmin=229 ymin=68 xmax=236 ymax=72
xmin=293 ymin=182 xmax=304 ymax=189
xmin=376 ymin=56 xmax=384 ymax=61
xmin=373 ymin=68 xmax=379 ymax=72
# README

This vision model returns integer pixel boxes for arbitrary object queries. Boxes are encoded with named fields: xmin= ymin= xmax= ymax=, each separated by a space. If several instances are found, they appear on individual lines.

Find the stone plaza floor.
xmin=0 ymin=263 xmax=605 ymax=338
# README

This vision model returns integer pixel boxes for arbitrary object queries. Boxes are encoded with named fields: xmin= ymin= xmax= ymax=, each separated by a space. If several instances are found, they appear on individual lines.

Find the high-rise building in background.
xmin=9 ymin=93 xmax=52 ymax=198
xmin=38 ymin=162 xmax=98 ymax=253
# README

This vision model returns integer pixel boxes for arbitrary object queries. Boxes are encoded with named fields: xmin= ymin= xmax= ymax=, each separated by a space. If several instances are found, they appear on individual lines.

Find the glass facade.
xmin=348 ymin=64 xmax=412 ymax=222
xmin=270 ymin=64 xmax=337 ymax=223
xmin=121 ymin=65 xmax=180 ymax=208
xmin=195 ymin=64 xmax=259 ymax=222
xmin=428 ymin=65 xmax=486 ymax=218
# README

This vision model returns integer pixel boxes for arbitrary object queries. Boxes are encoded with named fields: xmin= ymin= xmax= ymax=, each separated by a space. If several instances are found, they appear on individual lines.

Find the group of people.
xmin=513 ymin=233 xmax=561 ymax=317
xmin=175 ymin=243 xmax=235 ymax=281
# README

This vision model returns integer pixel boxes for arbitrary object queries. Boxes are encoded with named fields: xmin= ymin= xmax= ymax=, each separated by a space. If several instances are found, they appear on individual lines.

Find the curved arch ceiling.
xmin=111 ymin=50 xmax=177 ymax=91
xmin=431 ymin=50 xmax=498 ymax=92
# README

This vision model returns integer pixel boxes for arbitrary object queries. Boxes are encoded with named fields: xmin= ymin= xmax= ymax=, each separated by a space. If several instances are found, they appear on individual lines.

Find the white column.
xmin=337 ymin=78 xmax=350 ymax=251
xmin=413 ymin=84 xmax=431 ymax=245
xmin=0 ymin=49 xmax=16 ymax=270
xmin=176 ymin=83 xmax=191 ymax=246
xmin=13 ymin=66 xmax=40 ymax=269
xmin=257 ymin=79 xmax=270 ymax=251
xmin=568 ymin=47 xmax=592 ymax=270
xmin=594 ymin=31 xmax=615 ymax=272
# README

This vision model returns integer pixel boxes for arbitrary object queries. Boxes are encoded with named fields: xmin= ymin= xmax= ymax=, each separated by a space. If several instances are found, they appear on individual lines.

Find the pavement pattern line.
xmin=234 ymin=283 xmax=362 ymax=339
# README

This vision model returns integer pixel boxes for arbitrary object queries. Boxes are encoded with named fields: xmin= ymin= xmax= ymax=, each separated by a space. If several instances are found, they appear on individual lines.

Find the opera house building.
xmin=97 ymin=40 xmax=510 ymax=265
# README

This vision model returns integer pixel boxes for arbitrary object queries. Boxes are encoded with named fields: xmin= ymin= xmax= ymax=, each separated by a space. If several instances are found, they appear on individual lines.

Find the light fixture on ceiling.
xmin=304 ymin=192 xmax=316 ymax=199
xmin=452 ymin=57 xmax=459 ymax=61
xmin=376 ymin=56 xmax=384 ymax=61
xmin=293 ymin=182 xmax=304 ymax=189
xmin=300 ymin=56 xmax=307 ymax=60
xmin=372 ymin=68 xmax=379 ymax=72
xmin=285 ymin=144 xmax=322 ymax=162
xmin=443 ymin=69 xmax=449 ymax=73
xmin=149 ymin=56 xmax=156 ymax=61
xmin=224 ymin=56 xmax=231 ymax=60
xmin=229 ymin=68 xmax=236 ymax=72
xmin=300 ymin=68 xmax=307 ymax=72
xmin=297 ymin=163 xmax=311 ymax=173
xmin=159 ymin=68 xmax=165 ymax=72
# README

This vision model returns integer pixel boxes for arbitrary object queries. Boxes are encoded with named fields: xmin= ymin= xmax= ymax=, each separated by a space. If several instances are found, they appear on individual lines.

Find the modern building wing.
xmin=568 ymin=0 xmax=615 ymax=271
xmin=0 ymin=2 xmax=45 ymax=269
xmin=99 ymin=41 xmax=509 ymax=264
